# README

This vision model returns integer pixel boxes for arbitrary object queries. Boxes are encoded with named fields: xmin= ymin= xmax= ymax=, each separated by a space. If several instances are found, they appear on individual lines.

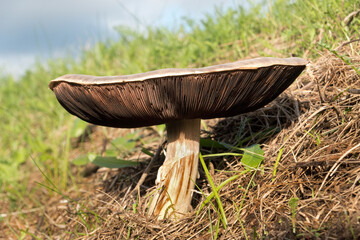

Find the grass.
xmin=199 ymin=153 xmax=228 ymax=228
xmin=0 ymin=0 xmax=359 ymax=238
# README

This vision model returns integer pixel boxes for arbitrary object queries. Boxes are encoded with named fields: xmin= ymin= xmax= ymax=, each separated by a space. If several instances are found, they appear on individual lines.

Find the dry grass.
xmin=2 ymin=41 xmax=360 ymax=239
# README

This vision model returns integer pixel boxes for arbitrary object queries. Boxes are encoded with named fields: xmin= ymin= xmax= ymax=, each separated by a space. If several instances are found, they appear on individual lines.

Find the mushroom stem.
xmin=148 ymin=118 xmax=200 ymax=219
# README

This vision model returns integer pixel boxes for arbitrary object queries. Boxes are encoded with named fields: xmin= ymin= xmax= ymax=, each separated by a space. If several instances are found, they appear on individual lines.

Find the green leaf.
xmin=200 ymin=138 xmax=235 ymax=150
xmin=241 ymin=144 xmax=264 ymax=169
xmin=104 ymin=149 xmax=117 ymax=156
xmin=110 ymin=131 xmax=141 ymax=152
xmin=72 ymin=155 xmax=90 ymax=166
xmin=155 ymin=124 xmax=165 ymax=136
xmin=200 ymin=138 xmax=227 ymax=149
xmin=72 ymin=153 xmax=96 ymax=166
xmin=71 ymin=118 xmax=89 ymax=138
xmin=141 ymin=148 xmax=154 ymax=157
xmin=218 ymin=142 xmax=235 ymax=150
xmin=88 ymin=153 xmax=97 ymax=162
xmin=92 ymin=156 xmax=139 ymax=168
xmin=111 ymin=137 xmax=136 ymax=151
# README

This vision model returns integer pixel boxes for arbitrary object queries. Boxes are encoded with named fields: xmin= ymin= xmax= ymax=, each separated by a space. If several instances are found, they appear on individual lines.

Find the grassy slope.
xmin=0 ymin=0 xmax=358 ymax=236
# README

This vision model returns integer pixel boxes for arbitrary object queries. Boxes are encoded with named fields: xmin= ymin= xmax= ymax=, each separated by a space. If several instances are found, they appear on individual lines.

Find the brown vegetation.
xmin=2 ymin=42 xmax=360 ymax=239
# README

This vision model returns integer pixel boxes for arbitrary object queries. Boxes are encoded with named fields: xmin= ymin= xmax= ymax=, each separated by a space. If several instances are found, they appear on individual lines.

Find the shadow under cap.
xmin=49 ymin=57 xmax=308 ymax=128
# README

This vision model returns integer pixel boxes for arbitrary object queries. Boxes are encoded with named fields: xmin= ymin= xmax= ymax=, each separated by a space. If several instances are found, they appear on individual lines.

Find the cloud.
xmin=0 ymin=0 xmax=240 ymax=77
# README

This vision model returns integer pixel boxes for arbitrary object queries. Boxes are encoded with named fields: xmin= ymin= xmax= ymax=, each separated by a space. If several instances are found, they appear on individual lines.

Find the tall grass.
xmin=0 ymin=0 xmax=358 ymax=212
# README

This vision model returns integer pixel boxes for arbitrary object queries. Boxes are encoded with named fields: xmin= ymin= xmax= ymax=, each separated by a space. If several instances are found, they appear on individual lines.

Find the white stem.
xmin=148 ymin=118 xmax=200 ymax=219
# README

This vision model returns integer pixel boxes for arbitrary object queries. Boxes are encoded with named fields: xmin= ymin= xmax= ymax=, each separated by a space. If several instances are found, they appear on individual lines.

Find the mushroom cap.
xmin=49 ymin=57 xmax=307 ymax=128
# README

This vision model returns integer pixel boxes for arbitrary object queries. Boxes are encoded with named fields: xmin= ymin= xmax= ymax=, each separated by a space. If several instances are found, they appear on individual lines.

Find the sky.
xmin=0 ymin=0 xmax=242 ymax=79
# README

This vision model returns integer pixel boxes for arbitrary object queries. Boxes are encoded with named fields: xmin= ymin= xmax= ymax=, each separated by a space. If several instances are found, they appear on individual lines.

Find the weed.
xmin=289 ymin=197 xmax=299 ymax=234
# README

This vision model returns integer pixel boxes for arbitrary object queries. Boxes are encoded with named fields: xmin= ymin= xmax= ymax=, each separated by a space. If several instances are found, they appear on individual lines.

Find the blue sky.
xmin=0 ymin=0 xmax=243 ymax=78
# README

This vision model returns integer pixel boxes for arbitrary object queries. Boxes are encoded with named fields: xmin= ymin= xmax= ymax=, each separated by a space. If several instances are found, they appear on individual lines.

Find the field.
xmin=1 ymin=0 xmax=360 ymax=239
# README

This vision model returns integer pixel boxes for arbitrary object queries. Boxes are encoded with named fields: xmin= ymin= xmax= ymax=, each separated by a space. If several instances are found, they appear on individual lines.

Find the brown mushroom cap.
xmin=49 ymin=57 xmax=307 ymax=128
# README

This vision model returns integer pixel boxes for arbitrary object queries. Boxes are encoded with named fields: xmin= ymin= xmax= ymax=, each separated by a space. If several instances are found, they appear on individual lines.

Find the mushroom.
xmin=49 ymin=57 xmax=307 ymax=219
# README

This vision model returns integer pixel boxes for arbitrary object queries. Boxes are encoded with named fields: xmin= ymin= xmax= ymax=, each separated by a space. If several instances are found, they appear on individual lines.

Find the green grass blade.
xmin=198 ymin=169 xmax=249 ymax=213
xmin=272 ymin=147 xmax=284 ymax=181
xmin=202 ymin=153 xmax=244 ymax=158
xmin=92 ymin=156 xmax=139 ymax=168
xmin=199 ymin=153 xmax=228 ymax=229
xmin=238 ymin=170 xmax=257 ymax=214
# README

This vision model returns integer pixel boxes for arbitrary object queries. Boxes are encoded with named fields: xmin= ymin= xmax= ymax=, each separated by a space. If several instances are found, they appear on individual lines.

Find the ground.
xmin=1 ymin=42 xmax=360 ymax=239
